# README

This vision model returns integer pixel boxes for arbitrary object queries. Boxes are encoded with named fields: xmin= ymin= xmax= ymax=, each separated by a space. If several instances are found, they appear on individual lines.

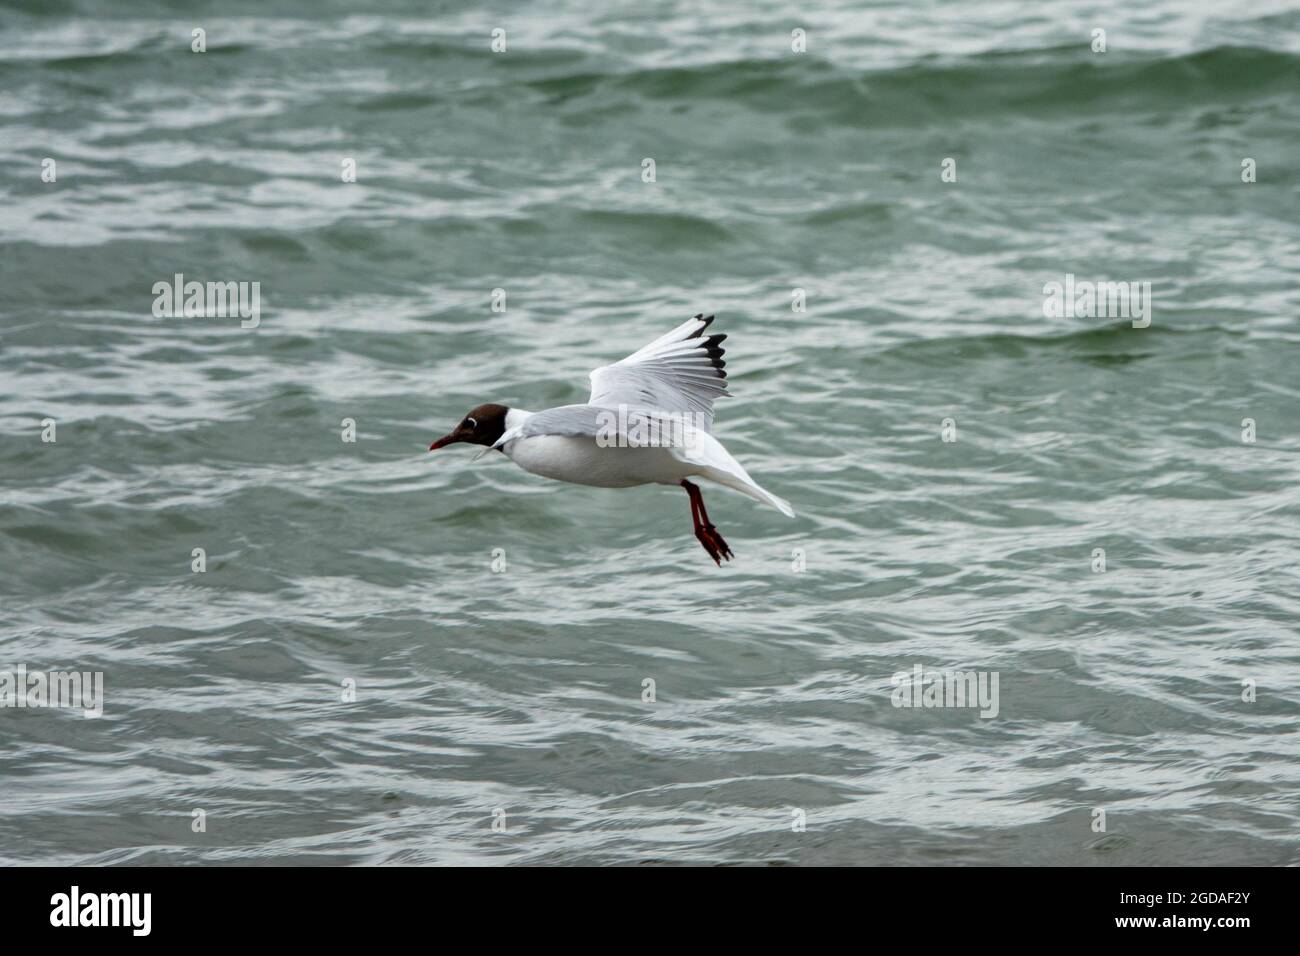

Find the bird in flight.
xmin=428 ymin=314 xmax=794 ymax=564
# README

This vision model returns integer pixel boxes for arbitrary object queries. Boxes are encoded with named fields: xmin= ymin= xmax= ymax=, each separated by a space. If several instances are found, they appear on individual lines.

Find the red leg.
xmin=682 ymin=480 xmax=720 ymax=564
xmin=697 ymin=489 xmax=734 ymax=562
xmin=681 ymin=480 xmax=733 ymax=564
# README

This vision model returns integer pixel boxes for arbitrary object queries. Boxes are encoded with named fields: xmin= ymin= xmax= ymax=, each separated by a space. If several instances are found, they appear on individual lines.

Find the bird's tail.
xmin=701 ymin=467 xmax=795 ymax=517
xmin=676 ymin=430 xmax=795 ymax=517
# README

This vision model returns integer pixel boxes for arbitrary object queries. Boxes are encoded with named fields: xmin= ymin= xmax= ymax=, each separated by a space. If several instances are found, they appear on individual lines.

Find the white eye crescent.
xmin=466 ymin=417 xmax=478 ymax=429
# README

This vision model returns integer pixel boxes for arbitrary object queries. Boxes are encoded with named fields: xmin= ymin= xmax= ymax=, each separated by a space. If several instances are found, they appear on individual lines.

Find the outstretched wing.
xmin=587 ymin=313 xmax=730 ymax=431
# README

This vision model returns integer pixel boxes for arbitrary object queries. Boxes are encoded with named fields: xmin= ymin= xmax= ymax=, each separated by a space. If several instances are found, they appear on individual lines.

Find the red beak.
xmin=428 ymin=434 xmax=458 ymax=451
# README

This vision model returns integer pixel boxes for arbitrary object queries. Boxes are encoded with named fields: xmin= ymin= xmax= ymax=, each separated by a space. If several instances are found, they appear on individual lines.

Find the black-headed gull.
xmin=428 ymin=314 xmax=793 ymax=564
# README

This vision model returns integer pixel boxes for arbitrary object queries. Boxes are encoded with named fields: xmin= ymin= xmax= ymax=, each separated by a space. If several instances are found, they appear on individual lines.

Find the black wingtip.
xmin=699 ymin=331 xmax=727 ymax=377
xmin=687 ymin=314 xmax=715 ymax=339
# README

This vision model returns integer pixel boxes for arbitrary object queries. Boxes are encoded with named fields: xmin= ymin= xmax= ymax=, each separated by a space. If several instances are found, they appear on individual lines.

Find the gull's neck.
xmin=505 ymin=408 xmax=533 ymax=430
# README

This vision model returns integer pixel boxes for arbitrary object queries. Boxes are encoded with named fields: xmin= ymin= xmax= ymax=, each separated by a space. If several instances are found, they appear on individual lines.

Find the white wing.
xmin=587 ymin=313 xmax=729 ymax=431
xmin=484 ymin=404 xmax=598 ymax=455
xmin=487 ymin=403 xmax=703 ymax=451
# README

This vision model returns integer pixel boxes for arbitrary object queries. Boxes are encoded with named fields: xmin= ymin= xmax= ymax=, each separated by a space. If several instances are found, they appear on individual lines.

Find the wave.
xmin=876 ymin=317 xmax=1248 ymax=365
xmin=520 ymin=45 xmax=1300 ymax=124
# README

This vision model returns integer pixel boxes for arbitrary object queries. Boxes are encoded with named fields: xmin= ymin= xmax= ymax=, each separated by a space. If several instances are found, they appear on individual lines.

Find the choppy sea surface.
xmin=1 ymin=0 xmax=1298 ymax=865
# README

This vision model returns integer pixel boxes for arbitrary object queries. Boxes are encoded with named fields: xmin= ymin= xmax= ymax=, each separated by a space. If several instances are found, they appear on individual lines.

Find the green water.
xmin=1 ymin=0 xmax=1298 ymax=864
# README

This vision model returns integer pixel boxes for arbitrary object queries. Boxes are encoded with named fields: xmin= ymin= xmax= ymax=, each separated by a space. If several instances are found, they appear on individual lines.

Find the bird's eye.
xmin=465 ymin=417 xmax=477 ymax=429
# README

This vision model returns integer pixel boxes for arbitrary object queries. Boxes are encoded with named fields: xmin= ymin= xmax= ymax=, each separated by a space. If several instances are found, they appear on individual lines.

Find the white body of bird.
xmin=501 ymin=409 xmax=794 ymax=517
xmin=429 ymin=312 xmax=793 ymax=564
